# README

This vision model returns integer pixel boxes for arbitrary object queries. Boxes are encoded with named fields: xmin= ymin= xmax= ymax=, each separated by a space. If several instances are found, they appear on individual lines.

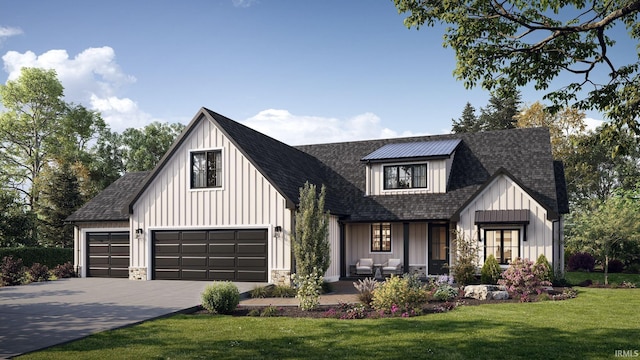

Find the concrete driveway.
xmin=0 ymin=278 xmax=260 ymax=358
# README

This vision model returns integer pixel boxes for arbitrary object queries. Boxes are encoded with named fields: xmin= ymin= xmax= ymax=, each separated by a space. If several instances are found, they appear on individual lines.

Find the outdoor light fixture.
xmin=135 ymin=228 xmax=144 ymax=238
xmin=274 ymin=225 xmax=282 ymax=238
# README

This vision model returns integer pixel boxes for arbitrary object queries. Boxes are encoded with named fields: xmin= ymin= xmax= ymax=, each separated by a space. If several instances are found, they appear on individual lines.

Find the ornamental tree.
xmin=292 ymin=182 xmax=330 ymax=278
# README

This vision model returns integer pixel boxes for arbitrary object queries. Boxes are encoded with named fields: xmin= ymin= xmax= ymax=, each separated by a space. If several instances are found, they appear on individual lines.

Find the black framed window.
xmin=371 ymin=223 xmax=391 ymax=252
xmin=383 ymin=164 xmax=427 ymax=189
xmin=484 ymin=229 xmax=520 ymax=265
xmin=191 ymin=150 xmax=222 ymax=188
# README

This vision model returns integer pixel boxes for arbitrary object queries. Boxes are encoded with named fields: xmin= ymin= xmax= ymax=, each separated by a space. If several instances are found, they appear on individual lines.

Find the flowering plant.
xmin=498 ymin=258 xmax=551 ymax=302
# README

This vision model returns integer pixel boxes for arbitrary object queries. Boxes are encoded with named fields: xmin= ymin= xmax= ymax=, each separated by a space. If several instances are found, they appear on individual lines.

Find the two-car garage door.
xmin=152 ymin=229 xmax=268 ymax=282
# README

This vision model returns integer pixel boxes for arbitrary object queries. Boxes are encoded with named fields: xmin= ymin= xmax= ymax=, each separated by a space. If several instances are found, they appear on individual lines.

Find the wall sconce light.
xmin=274 ymin=225 xmax=282 ymax=238
xmin=135 ymin=228 xmax=144 ymax=238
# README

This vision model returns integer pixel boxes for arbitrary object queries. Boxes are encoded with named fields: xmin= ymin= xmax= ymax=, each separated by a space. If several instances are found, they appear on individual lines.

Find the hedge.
xmin=0 ymin=247 xmax=73 ymax=268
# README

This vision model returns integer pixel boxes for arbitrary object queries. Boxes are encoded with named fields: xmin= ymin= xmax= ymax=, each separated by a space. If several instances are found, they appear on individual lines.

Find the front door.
xmin=428 ymin=224 xmax=449 ymax=275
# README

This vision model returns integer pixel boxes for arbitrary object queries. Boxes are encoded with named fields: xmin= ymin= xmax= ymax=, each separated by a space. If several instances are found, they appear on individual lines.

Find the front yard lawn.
xmin=18 ymin=287 xmax=640 ymax=360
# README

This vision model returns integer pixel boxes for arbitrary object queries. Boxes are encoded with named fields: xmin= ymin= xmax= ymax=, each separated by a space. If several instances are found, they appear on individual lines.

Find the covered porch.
xmin=339 ymin=221 xmax=452 ymax=279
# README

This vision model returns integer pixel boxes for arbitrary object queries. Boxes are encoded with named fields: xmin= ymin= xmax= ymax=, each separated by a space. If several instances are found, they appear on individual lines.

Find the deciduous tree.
xmin=393 ymin=0 xmax=640 ymax=149
xmin=121 ymin=122 xmax=185 ymax=172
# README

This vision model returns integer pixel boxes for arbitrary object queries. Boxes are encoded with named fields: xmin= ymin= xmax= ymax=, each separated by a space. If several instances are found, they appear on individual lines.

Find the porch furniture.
xmin=356 ymin=258 xmax=374 ymax=275
xmin=382 ymin=258 xmax=403 ymax=275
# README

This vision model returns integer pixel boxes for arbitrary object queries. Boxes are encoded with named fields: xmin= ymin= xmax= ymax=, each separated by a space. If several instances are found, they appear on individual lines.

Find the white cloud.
xmin=2 ymin=47 xmax=156 ymax=132
xmin=232 ymin=0 xmax=258 ymax=7
xmin=241 ymin=109 xmax=428 ymax=145
xmin=0 ymin=26 xmax=23 ymax=45
xmin=584 ymin=117 xmax=605 ymax=132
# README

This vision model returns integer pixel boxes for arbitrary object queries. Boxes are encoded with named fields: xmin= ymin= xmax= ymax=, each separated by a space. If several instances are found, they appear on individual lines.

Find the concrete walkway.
xmin=0 ymin=278 xmax=260 ymax=359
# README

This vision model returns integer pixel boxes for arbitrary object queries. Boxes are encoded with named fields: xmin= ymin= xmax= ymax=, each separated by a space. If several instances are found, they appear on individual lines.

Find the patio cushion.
xmin=356 ymin=258 xmax=373 ymax=274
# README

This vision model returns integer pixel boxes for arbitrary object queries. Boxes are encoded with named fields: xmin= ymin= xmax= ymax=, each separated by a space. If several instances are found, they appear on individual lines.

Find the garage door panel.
xmin=110 ymin=256 xmax=130 ymax=267
xmin=181 ymin=269 xmax=208 ymax=280
xmin=237 ymin=243 xmax=266 ymax=254
xmin=156 ymin=257 xmax=180 ymax=267
xmin=89 ymin=245 xmax=110 ymax=255
xmin=237 ymin=257 xmax=267 ymax=268
xmin=110 ymin=245 xmax=129 ymax=256
xmin=153 ymin=229 xmax=267 ymax=282
xmin=209 ymin=270 xmax=236 ymax=281
xmin=209 ymin=243 xmax=235 ymax=254
xmin=109 ymin=269 xmax=129 ymax=278
xmin=89 ymin=256 xmax=109 ymax=266
xmin=237 ymin=271 xmax=268 ymax=282
xmin=89 ymin=268 xmax=110 ymax=277
xmin=209 ymin=257 xmax=236 ymax=268
xmin=182 ymin=243 xmax=207 ymax=253
xmin=182 ymin=257 xmax=207 ymax=267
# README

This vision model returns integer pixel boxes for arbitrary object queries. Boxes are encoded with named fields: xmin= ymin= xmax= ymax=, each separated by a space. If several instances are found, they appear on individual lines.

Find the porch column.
xmin=403 ymin=222 xmax=409 ymax=275
xmin=339 ymin=221 xmax=346 ymax=278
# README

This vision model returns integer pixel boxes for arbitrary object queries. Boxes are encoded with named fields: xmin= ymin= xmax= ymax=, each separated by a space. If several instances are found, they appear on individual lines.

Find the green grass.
xmin=18 ymin=287 xmax=640 ymax=360
xmin=564 ymin=271 xmax=640 ymax=286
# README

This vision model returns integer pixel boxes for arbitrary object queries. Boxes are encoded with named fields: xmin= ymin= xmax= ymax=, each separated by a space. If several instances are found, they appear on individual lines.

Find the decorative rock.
xmin=464 ymin=285 xmax=510 ymax=300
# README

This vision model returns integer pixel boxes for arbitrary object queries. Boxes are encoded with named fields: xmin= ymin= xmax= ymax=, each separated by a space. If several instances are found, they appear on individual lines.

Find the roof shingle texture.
xmin=65 ymin=171 xmax=150 ymax=222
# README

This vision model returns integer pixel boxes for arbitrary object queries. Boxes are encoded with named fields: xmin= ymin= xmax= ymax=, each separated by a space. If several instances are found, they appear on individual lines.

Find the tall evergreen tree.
xmin=479 ymin=91 xmax=521 ymax=131
xmin=39 ymin=162 xmax=83 ymax=247
xmin=451 ymin=102 xmax=482 ymax=133
xmin=292 ymin=182 xmax=330 ymax=277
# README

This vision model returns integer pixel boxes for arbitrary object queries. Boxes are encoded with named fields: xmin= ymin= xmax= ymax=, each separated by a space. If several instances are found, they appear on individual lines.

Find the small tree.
xmin=535 ymin=254 xmax=554 ymax=283
xmin=292 ymin=182 xmax=330 ymax=277
xmin=449 ymin=230 xmax=479 ymax=286
xmin=481 ymin=254 xmax=501 ymax=285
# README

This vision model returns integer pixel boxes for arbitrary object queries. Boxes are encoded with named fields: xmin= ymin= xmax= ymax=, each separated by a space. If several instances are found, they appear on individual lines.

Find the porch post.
xmin=403 ymin=222 xmax=409 ymax=275
xmin=339 ymin=221 xmax=346 ymax=278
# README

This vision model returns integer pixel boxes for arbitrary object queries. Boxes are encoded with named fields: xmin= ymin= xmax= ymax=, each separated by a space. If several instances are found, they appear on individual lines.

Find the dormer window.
xmin=191 ymin=149 xmax=222 ymax=189
xmin=383 ymin=164 xmax=427 ymax=190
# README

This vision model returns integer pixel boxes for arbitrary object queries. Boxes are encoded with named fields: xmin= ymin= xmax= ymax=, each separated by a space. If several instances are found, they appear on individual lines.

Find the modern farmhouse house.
xmin=67 ymin=107 xmax=569 ymax=283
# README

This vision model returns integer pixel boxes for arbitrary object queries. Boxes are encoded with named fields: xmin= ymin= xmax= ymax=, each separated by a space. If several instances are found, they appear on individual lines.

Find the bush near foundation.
xmin=201 ymin=281 xmax=240 ymax=314
xmin=1 ymin=256 xmax=25 ymax=286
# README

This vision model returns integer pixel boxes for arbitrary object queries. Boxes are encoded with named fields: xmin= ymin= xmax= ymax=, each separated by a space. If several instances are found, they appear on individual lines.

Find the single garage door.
xmin=153 ymin=229 xmax=268 ymax=281
xmin=86 ymin=232 xmax=130 ymax=278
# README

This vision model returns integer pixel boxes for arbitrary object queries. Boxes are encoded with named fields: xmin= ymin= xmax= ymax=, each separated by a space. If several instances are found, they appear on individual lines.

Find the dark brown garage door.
xmin=153 ymin=229 xmax=267 ymax=281
xmin=87 ymin=232 xmax=130 ymax=278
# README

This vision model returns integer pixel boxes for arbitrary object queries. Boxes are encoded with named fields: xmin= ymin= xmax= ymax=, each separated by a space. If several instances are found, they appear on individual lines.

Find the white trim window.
xmin=191 ymin=149 xmax=222 ymax=189
xmin=371 ymin=223 xmax=391 ymax=253
xmin=383 ymin=164 xmax=427 ymax=190
xmin=484 ymin=229 xmax=520 ymax=265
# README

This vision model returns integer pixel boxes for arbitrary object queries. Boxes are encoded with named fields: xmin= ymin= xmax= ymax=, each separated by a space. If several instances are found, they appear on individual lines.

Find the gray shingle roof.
xmin=361 ymin=139 xmax=461 ymax=162
xmin=65 ymin=171 xmax=150 ymax=222
xmin=67 ymin=108 xmax=568 ymax=223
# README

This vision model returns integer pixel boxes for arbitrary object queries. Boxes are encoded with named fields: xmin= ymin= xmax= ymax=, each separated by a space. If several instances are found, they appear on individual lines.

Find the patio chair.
xmin=382 ymin=258 xmax=402 ymax=275
xmin=355 ymin=258 xmax=374 ymax=275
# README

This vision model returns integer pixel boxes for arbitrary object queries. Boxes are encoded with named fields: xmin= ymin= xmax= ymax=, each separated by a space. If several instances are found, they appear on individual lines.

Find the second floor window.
xmin=191 ymin=150 xmax=222 ymax=188
xmin=383 ymin=164 xmax=427 ymax=190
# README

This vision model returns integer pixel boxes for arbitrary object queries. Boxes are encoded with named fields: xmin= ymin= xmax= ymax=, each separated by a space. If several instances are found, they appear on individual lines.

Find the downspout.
xmin=339 ymin=220 xmax=346 ymax=279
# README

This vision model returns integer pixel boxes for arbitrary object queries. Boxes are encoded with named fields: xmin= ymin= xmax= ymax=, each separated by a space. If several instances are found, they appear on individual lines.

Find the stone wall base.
xmin=271 ymin=269 xmax=291 ymax=286
xmin=129 ymin=267 xmax=147 ymax=280
xmin=408 ymin=265 xmax=427 ymax=278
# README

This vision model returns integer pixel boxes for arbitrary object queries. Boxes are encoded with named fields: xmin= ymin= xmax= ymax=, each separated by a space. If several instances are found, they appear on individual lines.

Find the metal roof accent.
xmin=361 ymin=139 xmax=461 ymax=161
xmin=474 ymin=210 xmax=530 ymax=224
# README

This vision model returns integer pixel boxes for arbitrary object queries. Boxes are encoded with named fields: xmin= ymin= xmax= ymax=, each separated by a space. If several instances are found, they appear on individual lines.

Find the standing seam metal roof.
xmin=361 ymin=139 xmax=461 ymax=161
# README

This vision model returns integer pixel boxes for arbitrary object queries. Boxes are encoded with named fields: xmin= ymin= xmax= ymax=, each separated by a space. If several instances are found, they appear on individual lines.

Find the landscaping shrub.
xmin=568 ymin=252 xmax=595 ymax=272
xmin=260 ymin=306 xmax=280 ymax=317
xmin=201 ymin=281 xmax=240 ymax=314
xmin=250 ymin=285 xmax=270 ymax=298
xmin=626 ymin=262 xmax=640 ymax=274
xmin=371 ymin=275 xmax=428 ymax=314
xmin=535 ymin=254 xmax=554 ymax=282
xmin=607 ymin=259 xmax=624 ymax=273
xmin=433 ymin=284 xmax=458 ymax=301
xmin=1 ymin=256 xmax=25 ymax=286
xmin=498 ymin=258 xmax=552 ymax=302
xmin=28 ymin=263 xmax=50 ymax=282
xmin=0 ymin=247 xmax=72 ymax=268
xmin=292 ymin=269 xmax=323 ymax=311
xmin=271 ymin=284 xmax=296 ymax=298
xmin=449 ymin=230 xmax=479 ymax=286
xmin=481 ymin=255 xmax=501 ymax=284
xmin=51 ymin=261 xmax=75 ymax=279
xmin=353 ymin=277 xmax=376 ymax=306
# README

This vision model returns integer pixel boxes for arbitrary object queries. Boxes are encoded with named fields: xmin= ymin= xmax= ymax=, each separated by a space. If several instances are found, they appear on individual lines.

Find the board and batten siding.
xmin=324 ymin=215 xmax=341 ymax=282
xmin=130 ymin=116 xmax=292 ymax=281
xmin=366 ymin=158 xmax=450 ymax=195
xmin=73 ymin=221 xmax=129 ymax=278
xmin=456 ymin=174 xmax=554 ymax=267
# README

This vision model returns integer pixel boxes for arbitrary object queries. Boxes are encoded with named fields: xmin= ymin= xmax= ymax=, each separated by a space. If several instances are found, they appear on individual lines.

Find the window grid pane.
xmin=191 ymin=150 xmax=222 ymax=189
xmin=371 ymin=223 xmax=391 ymax=252
xmin=383 ymin=164 xmax=427 ymax=189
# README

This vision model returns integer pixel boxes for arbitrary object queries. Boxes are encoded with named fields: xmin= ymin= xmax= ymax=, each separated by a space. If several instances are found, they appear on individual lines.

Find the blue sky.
xmin=0 ymin=0 xmax=630 ymax=145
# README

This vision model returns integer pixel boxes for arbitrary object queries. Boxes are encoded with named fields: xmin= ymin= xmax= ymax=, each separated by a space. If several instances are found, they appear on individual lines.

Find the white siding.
xmin=367 ymin=159 xmax=449 ymax=195
xmin=456 ymin=174 xmax=554 ymax=268
xmin=130 ymin=115 xmax=293 ymax=282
